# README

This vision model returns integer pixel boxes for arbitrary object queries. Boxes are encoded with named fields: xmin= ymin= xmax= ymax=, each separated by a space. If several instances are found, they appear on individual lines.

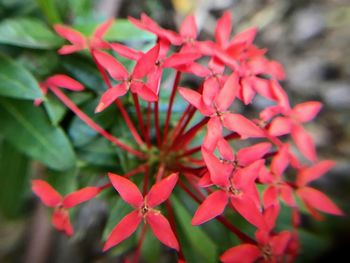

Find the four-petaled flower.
xmin=32 ymin=180 xmax=101 ymax=236
xmin=103 ymin=173 xmax=179 ymax=251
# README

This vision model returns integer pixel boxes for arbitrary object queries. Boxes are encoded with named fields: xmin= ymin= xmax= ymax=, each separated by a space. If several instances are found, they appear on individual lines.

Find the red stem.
xmin=170 ymin=117 xmax=209 ymax=151
xmin=134 ymin=224 xmax=148 ymax=263
xmin=50 ymin=87 xmax=145 ymax=159
xmin=166 ymin=200 xmax=186 ymax=261
xmin=154 ymin=101 xmax=161 ymax=147
xmin=146 ymin=102 xmax=151 ymax=147
xmin=91 ymin=50 xmax=145 ymax=146
xmin=162 ymin=71 xmax=181 ymax=145
xmin=132 ymin=93 xmax=146 ymax=139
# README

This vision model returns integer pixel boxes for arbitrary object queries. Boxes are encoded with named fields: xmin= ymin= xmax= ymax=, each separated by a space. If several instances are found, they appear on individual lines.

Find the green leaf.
xmin=68 ymin=99 xmax=117 ymax=147
xmin=0 ymin=17 xmax=62 ymax=49
xmin=0 ymin=139 xmax=29 ymax=219
xmin=73 ymin=19 xmax=156 ymax=43
xmin=36 ymin=0 xmax=62 ymax=24
xmin=171 ymin=196 xmax=217 ymax=263
xmin=0 ymin=53 xmax=42 ymax=100
xmin=44 ymin=91 xmax=93 ymax=125
xmin=0 ymin=97 xmax=76 ymax=170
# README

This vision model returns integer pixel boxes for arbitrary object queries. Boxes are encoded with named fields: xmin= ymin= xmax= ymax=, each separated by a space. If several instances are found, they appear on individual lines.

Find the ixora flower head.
xmin=30 ymin=10 xmax=344 ymax=262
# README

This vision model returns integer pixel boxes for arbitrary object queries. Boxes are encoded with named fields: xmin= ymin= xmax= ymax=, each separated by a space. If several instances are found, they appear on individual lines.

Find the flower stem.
xmin=50 ymin=87 xmax=145 ymax=159
xmin=91 ymin=50 xmax=145 ymax=146
xmin=154 ymin=101 xmax=161 ymax=147
xmin=162 ymin=71 xmax=181 ymax=145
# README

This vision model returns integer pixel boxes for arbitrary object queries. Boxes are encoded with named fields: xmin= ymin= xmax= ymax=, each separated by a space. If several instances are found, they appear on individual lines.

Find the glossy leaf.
xmin=0 ymin=53 xmax=42 ymax=100
xmin=0 ymin=18 xmax=62 ymax=49
xmin=0 ymin=98 xmax=76 ymax=170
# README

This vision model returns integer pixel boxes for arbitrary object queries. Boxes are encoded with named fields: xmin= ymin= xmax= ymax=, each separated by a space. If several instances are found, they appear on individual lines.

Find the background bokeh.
xmin=0 ymin=0 xmax=349 ymax=262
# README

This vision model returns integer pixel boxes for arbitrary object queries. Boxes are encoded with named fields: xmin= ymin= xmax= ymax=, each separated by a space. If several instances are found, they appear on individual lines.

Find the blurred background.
xmin=0 ymin=0 xmax=349 ymax=262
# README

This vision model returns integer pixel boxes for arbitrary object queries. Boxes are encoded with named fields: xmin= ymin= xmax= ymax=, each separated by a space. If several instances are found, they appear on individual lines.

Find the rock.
xmin=322 ymin=82 xmax=350 ymax=110
xmin=292 ymin=7 xmax=326 ymax=44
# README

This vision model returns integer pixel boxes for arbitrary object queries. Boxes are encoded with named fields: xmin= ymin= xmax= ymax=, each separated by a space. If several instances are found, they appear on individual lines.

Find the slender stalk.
xmin=154 ymin=101 xmax=161 ymax=147
xmin=162 ymin=71 xmax=181 ymax=145
xmin=166 ymin=200 xmax=186 ymax=261
xmin=143 ymin=165 xmax=150 ymax=195
xmin=91 ymin=50 xmax=145 ymax=146
xmin=146 ymin=102 xmax=151 ymax=148
xmin=132 ymin=93 xmax=146 ymax=138
xmin=134 ymin=224 xmax=148 ymax=263
xmin=50 ymin=87 xmax=145 ymax=159
xmin=124 ymin=163 xmax=149 ymax=178
xmin=170 ymin=117 xmax=209 ymax=150
xmin=155 ymin=163 xmax=165 ymax=183
xmin=179 ymin=145 xmax=201 ymax=157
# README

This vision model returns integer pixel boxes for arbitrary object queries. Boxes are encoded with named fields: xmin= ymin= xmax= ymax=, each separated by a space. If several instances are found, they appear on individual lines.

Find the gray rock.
xmin=322 ymin=82 xmax=350 ymax=109
xmin=292 ymin=7 xmax=326 ymax=44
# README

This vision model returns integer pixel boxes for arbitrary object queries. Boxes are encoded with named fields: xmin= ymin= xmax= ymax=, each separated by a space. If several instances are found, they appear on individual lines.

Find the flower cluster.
xmin=31 ymin=11 xmax=343 ymax=262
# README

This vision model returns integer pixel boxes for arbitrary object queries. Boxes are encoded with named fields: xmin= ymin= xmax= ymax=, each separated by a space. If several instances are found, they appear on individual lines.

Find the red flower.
xmin=32 ymin=180 xmax=101 ymax=236
xmin=221 ymin=230 xmax=292 ymax=263
xmin=54 ymin=19 xmax=113 ymax=54
xmin=93 ymin=44 xmax=160 ymax=112
xmin=104 ymin=173 xmax=179 ymax=251
xmin=295 ymin=161 xmax=343 ymax=217
xmin=34 ymin=74 xmax=84 ymax=106
xmin=193 ymin=146 xmax=266 ymax=229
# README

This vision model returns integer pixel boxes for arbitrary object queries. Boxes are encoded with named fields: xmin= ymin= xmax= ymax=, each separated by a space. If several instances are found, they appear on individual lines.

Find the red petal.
xmin=178 ymin=87 xmax=202 ymax=110
xmin=280 ymin=184 xmax=296 ymax=207
xmin=146 ymin=173 xmax=178 ymax=207
xmin=52 ymin=209 xmax=73 ymax=236
xmin=237 ymin=142 xmax=272 ymax=166
xmin=32 ymin=180 xmax=62 ymax=207
xmin=263 ymin=203 xmax=280 ymax=232
xmin=216 ymin=72 xmax=239 ymax=111
xmin=180 ymin=15 xmax=197 ymax=39
xmin=54 ymin=24 xmax=86 ymax=46
xmin=223 ymin=113 xmax=265 ymax=139
xmin=240 ymin=77 xmax=256 ymax=105
xmin=95 ymin=83 xmax=128 ymax=113
xmin=192 ymin=190 xmax=228 ymax=225
xmin=46 ymin=74 xmax=84 ymax=91
xmin=231 ymin=27 xmax=258 ymax=46
xmin=163 ymin=52 xmax=201 ymax=68
xmin=220 ymin=244 xmax=261 ymax=263
xmin=63 ymin=187 xmax=100 ymax=208
xmin=108 ymin=173 xmax=144 ymax=207
xmin=217 ymin=138 xmax=235 ymax=160
xmin=268 ymin=60 xmax=286 ymax=80
xmin=202 ymin=78 xmax=220 ymax=106
xmin=202 ymin=147 xmax=231 ymax=187
xmin=259 ymin=105 xmax=283 ymax=121
xmin=297 ymin=187 xmax=343 ymax=216
xmin=203 ymin=117 xmax=223 ymax=151
xmin=146 ymin=212 xmax=179 ymax=251
xmin=132 ymin=44 xmax=159 ymax=79
xmin=231 ymin=195 xmax=265 ymax=229
xmin=271 ymin=144 xmax=289 ymax=177
xmin=134 ymin=84 xmax=158 ymax=102
xmin=269 ymin=116 xmax=292 ymax=136
xmin=198 ymin=171 xmax=213 ymax=188
xmin=270 ymin=80 xmax=290 ymax=111
xmin=270 ymin=231 xmax=292 ymax=255
xmin=297 ymin=160 xmax=336 ymax=187
xmin=93 ymin=50 xmax=128 ymax=80
xmin=57 ymin=45 xmax=84 ymax=55
xmin=263 ymin=186 xmax=278 ymax=208
xmin=234 ymin=160 xmax=264 ymax=189
xmin=292 ymin=101 xmax=322 ymax=123
xmin=215 ymin=11 xmax=232 ymax=47
xmin=93 ymin=18 xmax=114 ymax=38
xmin=103 ymin=210 xmax=142 ymax=251
xmin=291 ymin=124 xmax=317 ymax=162
xmin=110 ymin=43 xmax=142 ymax=60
